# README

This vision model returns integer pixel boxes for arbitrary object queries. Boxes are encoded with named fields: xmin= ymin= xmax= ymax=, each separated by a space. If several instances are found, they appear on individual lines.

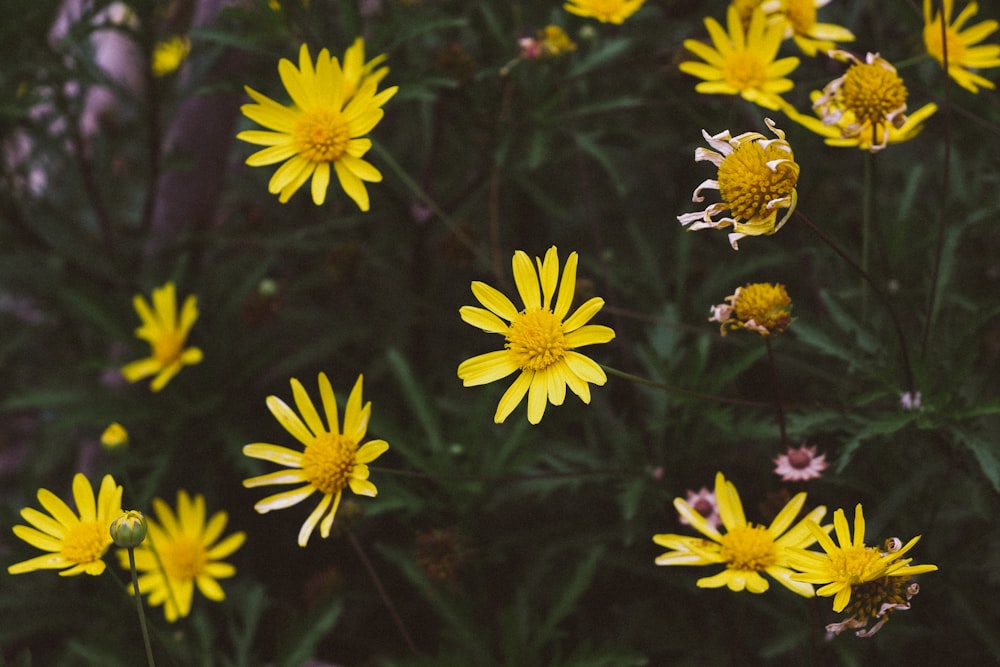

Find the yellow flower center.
xmin=717 ymin=142 xmax=798 ymax=221
xmin=722 ymin=52 xmax=767 ymax=92
xmin=829 ymin=545 xmax=885 ymax=584
xmin=152 ymin=331 xmax=184 ymax=366
xmin=841 ymin=62 xmax=908 ymax=128
xmin=924 ymin=21 xmax=966 ymax=67
xmin=785 ymin=0 xmax=816 ymax=34
xmin=62 ymin=520 xmax=110 ymax=565
xmin=160 ymin=535 xmax=208 ymax=581
xmin=733 ymin=283 xmax=792 ymax=333
xmin=302 ymin=433 xmax=357 ymax=494
xmin=505 ymin=309 xmax=568 ymax=371
xmin=292 ymin=108 xmax=349 ymax=163
xmin=719 ymin=524 xmax=777 ymax=571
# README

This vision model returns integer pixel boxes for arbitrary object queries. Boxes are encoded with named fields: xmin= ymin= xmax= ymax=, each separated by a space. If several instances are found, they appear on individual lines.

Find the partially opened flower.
xmin=457 ymin=247 xmax=616 ymax=425
xmin=8 ymin=473 xmax=123 ymax=576
xmin=774 ymin=443 xmax=827 ymax=481
xmin=924 ymin=0 xmax=1000 ymax=93
xmin=760 ymin=0 xmax=855 ymax=56
xmin=237 ymin=42 xmax=398 ymax=210
xmin=653 ymin=472 xmax=827 ymax=596
xmin=788 ymin=504 xmax=938 ymax=613
xmin=563 ymin=0 xmax=646 ymax=24
xmin=243 ymin=373 xmax=389 ymax=546
xmin=679 ymin=6 xmax=800 ymax=110
xmin=710 ymin=283 xmax=792 ymax=336
xmin=121 ymin=282 xmax=203 ymax=392
xmin=677 ymin=118 xmax=799 ymax=249
xmin=118 ymin=490 xmax=245 ymax=622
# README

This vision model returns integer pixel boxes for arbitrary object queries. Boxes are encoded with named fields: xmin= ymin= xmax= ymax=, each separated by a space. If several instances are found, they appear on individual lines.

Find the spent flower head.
xmin=117 ymin=490 xmax=245 ymax=622
xmin=679 ymin=6 xmax=799 ymax=110
xmin=457 ymin=247 xmax=616 ymax=425
xmin=8 ymin=473 xmax=123 ymax=576
xmin=923 ymin=0 xmax=1000 ymax=93
xmin=237 ymin=42 xmax=398 ymax=210
xmin=121 ymin=281 xmax=203 ymax=392
xmin=653 ymin=472 xmax=827 ymax=596
xmin=563 ymin=0 xmax=646 ymax=24
xmin=774 ymin=443 xmax=828 ymax=481
xmin=827 ymin=577 xmax=922 ymax=638
xmin=710 ymin=282 xmax=792 ymax=336
xmin=788 ymin=504 xmax=938 ymax=613
xmin=760 ymin=0 xmax=855 ymax=56
xmin=243 ymin=373 xmax=389 ymax=546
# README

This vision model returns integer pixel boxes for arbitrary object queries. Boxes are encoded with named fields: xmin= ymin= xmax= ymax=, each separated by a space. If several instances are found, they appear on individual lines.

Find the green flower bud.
xmin=110 ymin=510 xmax=147 ymax=548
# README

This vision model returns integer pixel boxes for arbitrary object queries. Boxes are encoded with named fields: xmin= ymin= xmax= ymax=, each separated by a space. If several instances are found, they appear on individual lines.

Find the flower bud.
xmin=101 ymin=422 xmax=129 ymax=451
xmin=110 ymin=510 xmax=147 ymax=548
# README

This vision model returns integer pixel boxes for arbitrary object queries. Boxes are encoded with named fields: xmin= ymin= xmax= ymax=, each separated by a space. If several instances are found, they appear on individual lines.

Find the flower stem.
xmin=861 ymin=152 xmax=874 ymax=317
xmin=346 ymin=528 xmax=419 ymax=655
xmin=795 ymin=211 xmax=915 ymax=394
xmin=601 ymin=365 xmax=775 ymax=409
xmin=127 ymin=547 xmax=157 ymax=667
xmin=764 ymin=337 xmax=788 ymax=447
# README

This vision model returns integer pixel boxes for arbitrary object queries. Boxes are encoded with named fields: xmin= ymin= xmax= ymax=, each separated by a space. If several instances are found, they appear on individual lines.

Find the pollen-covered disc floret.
xmin=653 ymin=472 xmax=828 ymax=597
xmin=710 ymin=282 xmax=792 ymax=336
xmin=788 ymin=504 xmax=938 ymax=614
xmin=678 ymin=118 xmax=798 ymax=250
xmin=457 ymin=247 xmax=616 ymax=425
xmin=243 ymin=373 xmax=389 ymax=547
xmin=923 ymin=0 xmax=1000 ymax=93
xmin=813 ymin=51 xmax=911 ymax=152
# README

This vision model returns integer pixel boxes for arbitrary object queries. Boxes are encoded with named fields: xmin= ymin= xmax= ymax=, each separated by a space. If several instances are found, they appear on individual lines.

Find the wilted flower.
xmin=773 ymin=443 xmax=827 ymax=481
xmin=786 ymin=90 xmax=936 ymax=151
xmin=710 ymin=283 xmax=793 ymax=336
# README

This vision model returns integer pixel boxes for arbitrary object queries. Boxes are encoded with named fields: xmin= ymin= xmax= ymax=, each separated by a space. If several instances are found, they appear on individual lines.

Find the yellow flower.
xmin=121 ymin=282 xmax=203 ymax=392
xmin=810 ymin=51 xmax=917 ymax=152
xmin=151 ymin=35 xmax=191 ymax=77
xmin=243 ymin=373 xmax=389 ymax=547
xmin=100 ymin=422 xmax=129 ymax=450
xmin=341 ymin=37 xmax=390 ymax=101
xmin=709 ymin=283 xmax=792 ymax=336
xmin=457 ymin=247 xmax=616 ymax=425
xmin=563 ymin=0 xmax=646 ymax=24
xmin=788 ymin=504 xmax=938 ymax=613
xmin=785 ymin=90 xmax=937 ymax=151
xmin=117 ymin=491 xmax=245 ymax=622
xmin=653 ymin=472 xmax=827 ymax=596
xmin=680 ymin=6 xmax=800 ymax=110
xmin=760 ymin=0 xmax=855 ymax=56
xmin=924 ymin=0 xmax=1000 ymax=92
xmin=8 ymin=473 xmax=123 ymax=576
xmin=237 ymin=43 xmax=398 ymax=211
xmin=677 ymin=118 xmax=799 ymax=250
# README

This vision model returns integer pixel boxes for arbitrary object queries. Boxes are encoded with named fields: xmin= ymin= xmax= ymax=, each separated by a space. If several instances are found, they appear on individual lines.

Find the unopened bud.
xmin=101 ymin=422 xmax=129 ymax=450
xmin=110 ymin=510 xmax=147 ymax=548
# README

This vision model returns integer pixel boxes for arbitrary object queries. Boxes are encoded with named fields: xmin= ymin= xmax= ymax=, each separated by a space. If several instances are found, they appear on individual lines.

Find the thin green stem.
xmin=796 ymin=210 xmax=915 ymax=394
xmin=764 ymin=337 xmax=788 ymax=447
xmin=602 ymin=365 xmax=775 ymax=409
xmin=127 ymin=547 xmax=157 ymax=667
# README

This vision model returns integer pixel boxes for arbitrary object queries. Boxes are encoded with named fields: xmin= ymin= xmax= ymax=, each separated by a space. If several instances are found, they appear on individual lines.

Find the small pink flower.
xmin=677 ymin=486 xmax=721 ymax=530
xmin=773 ymin=443 xmax=828 ymax=482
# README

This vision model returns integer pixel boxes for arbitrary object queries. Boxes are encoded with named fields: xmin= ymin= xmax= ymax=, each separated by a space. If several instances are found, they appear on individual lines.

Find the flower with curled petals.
xmin=243 ymin=373 xmax=389 ymax=546
xmin=458 ymin=247 xmax=615 ymax=425
xmin=8 ymin=473 xmax=123 ymax=577
xmin=786 ymin=90 xmax=937 ymax=151
xmin=653 ymin=471 xmax=828 ymax=596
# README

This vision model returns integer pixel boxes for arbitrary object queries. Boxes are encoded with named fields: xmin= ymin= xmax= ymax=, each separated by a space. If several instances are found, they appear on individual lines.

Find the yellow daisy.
xmin=924 ymin=0 xmax=1000 ymax=93
xmin=653 ymin=471 xmax=827 ymax=596
xmin=243 ymin=373 xmax=389 ymax=547
xmin=341 ymin=36 xmax=390 ymax=100
xmin=709 ymin=282 xmax=792 ymax=336
xmin=760 ymin=0 xmax=855 ymax=56
xmin=677 ymin=118 xmax=799 ymax=250
xmin=679 ymin=6 xmax=800 ymax=110
xmin=121 ymin=281 xmax=203 ymax=392
xmin=237 ymin=43 xmax=398 ymax=211
xmin=457 ymin=246 xmax=616 ymax=425
xmin=8 ymin=473 xmax=123 ymax=577
xmin=118 ymin=490 xmax=245 ymax=622
xmin=563 ymin=0 xmax=646 ymax=24
xmin=787 ymin=504 xmax=938 ymax=613
xmin=151 ymin=35 xmax=191 ymax=77
xmin=785 ymin=90 xmax=937 ymax=151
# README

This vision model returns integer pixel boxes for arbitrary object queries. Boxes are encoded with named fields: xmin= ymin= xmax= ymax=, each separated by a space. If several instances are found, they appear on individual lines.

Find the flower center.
xmin=844 ymin=575 xmax=911 ymax=622
xmin=62 ymin=520 xmax=110 ymax=565
xmin=733 ymin=283 xmax=792 ymax=332
xmin=719 ymin=524 xmax=777 ymax=571
xmin=718 ymin=145 xmax=798 ymax=222
xmin=924 ymin=22 xmax=966 ymax=67
xmin=786 ymin=0 xmax=816 ymax=34
xmin=841 ymin=62 xmax=908 ymax=128
xmin=830 ymin=545 xmax=885 ymax=584
xmin=722 ymin=52 xmax=767 ymax=92
xmin=292 ymin=108 xmax=349 ymax=163
xmin=160 ymin=535 xmax=208 ymax=581
xmin=302 ymin=433 xmax=357 ymax=494
xmin=152 ymin=332 xmax=184 ymax=366
xmin=787 ymin=448 xmax=812 ymax=469
xmin=693 ymin=498 xmax=715 ymax=518
xmin=505 ymin=309 xmax=568 ymax=371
